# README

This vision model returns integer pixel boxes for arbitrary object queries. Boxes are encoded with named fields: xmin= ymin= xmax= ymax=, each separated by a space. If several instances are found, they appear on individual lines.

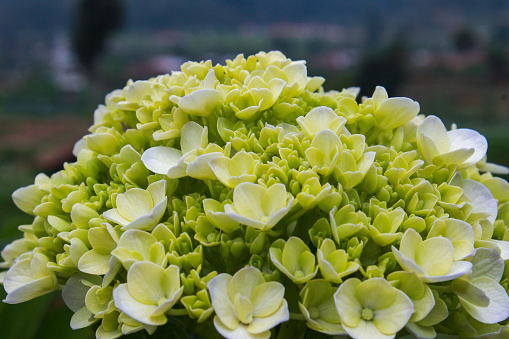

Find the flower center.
xmin=294 ymin=270 xmax=305 ymax=279
xmin=308 ymin=306 xmax=320 ymax=320
xmin=361 ymin=308 xmax=374 ymax=321
xmin=207 ymin=233 xmax=217 ymax=243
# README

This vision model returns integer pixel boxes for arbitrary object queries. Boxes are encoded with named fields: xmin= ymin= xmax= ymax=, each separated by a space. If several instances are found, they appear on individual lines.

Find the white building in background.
xmin=51 ymin=33 xmax=87 ymax=93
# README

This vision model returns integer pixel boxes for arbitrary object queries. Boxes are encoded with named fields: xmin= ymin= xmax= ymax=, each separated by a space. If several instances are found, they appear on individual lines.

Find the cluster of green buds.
xmin=2 ymin=51 xmax=509 ymax=339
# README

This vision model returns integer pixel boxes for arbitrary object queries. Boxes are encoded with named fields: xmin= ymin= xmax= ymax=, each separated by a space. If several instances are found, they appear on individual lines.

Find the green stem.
xmin=205 ymin=180 xmax=216 ymax=199
xmin=289 ymin=312 xmax=306 ymax=321
xmin=287 ymin=208 xmax=308 ymax=223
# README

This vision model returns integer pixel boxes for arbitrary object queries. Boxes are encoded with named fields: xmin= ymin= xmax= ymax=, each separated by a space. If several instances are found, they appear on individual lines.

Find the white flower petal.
xmin=463 ymin=179 xmax=498 ymax=224
xmin=460 ymin=277 xmax=509 ymax=324
xmin=213 ymin=317 xmax=269 ymax=339
xmin=344 ymin=319 xmax=395 ymax=339
xmin=208 ymin=274 xmax=239 ymax=330
xmin=141 ymin=147 xmax=182 ymax=175
xmin=447 ymin=128 xmax=487 ymax=168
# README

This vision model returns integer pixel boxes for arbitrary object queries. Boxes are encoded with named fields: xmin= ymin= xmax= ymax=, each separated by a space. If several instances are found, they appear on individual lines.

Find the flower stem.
xmin=289 ymin=312 xmax=305 ymax=321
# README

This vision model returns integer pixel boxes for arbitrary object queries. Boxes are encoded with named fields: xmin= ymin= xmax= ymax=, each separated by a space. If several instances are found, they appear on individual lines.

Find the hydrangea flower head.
xmin=2 ymin=51 xmax=509 ymax=339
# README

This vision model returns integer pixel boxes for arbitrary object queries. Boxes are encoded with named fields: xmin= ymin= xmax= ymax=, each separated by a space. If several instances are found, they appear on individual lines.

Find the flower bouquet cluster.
xmin=2 ymin=51 xmax=509 ymax=339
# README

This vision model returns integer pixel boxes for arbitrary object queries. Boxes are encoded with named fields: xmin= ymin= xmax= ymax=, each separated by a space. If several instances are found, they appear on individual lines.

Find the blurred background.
xmin=0 ymin=0 xmax=508 ymax=337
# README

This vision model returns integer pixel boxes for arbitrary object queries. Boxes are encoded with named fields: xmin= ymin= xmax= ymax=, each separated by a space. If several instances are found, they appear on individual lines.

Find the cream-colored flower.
xmin=224 ymin=183 xmax=293 ymax=231
xmin=334 ymin=278 xmax=414 ymax=339
xmin=392 ymin=228 xmax=472 ymax=283
xmin=113 ymin=262 xmax=184 ymax=326
xmin=417 ymin=115 xmax=487 ymax=168
xmin=103 ymin=180 xmax=167 ymax=231
xmin=3 ymin=252 xmax=58 ymax=304
xmin=296 ymin=106 xmax=347 ymax=137
xmin=208 ymin=266 xmax=289 ymax=339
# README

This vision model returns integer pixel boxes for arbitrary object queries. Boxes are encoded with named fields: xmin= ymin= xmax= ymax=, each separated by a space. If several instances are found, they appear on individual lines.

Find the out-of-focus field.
xmin=1 ymin=0 xmax=509 ymax=336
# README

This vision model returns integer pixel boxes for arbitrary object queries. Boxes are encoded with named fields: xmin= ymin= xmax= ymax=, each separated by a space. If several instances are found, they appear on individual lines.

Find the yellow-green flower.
xmin=224 ymin=183 xmax=294 ymax=231
xmin=392 ymin=228 xmax=473 ymax=283
xmin=208 ymin=266 xmax=289 ymax=339
xmin=3 ymin=252 xmax=58 ymax=304
xmin=296 ymin=106 xmax=347 ymax=137
xmin=113 ymin=262 xmax=184 ymax=326
xmin=269 ymin=237 xmax=318 ymax=284
xmin=317 ymin=238 xmax=359 ymax=284
xmin=334 ymin=277 xmax=414 ymax=339
xmin=417 ymin=115 xmax=487 ymax=168
xmin=103 ymin=180 xmax=167 ymax=231
xmin=209 ymin=151 xmax=261 ymax=188
xmin=299 ymin=279 xmax=346 ymax=335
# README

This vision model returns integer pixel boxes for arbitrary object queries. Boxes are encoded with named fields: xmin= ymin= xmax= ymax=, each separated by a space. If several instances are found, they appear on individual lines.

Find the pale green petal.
xmin=334 ymin=278 xmax=362 ymax=328
xmin=463 ymin=179 xmax=498 ymax=224
xmin=392 ymin=247 xmax=425 ymax=276
xmin=224 ymin=205 xmax=266 ymax=229
xmin=228 ymin=266 xmax=265 ymax=301
xmin=3 ymin=275 xmax=57 ymax=304
xmin=373 ymin=289 xmax=414 ymax=335
xmin=262 ymin=184 xmax=287 ymax=217
xmin=251 ymin=282 xmax=285 ymax=317
xmin=70 ymin=307 xmax=99 ymax=329
xmin=247 ymin=299 xmax=289 ymax=334
xmin=209 ymin=156 xmax=233 ymax=187
xmin=115 ymin=229 xmax=157 ymax=261
xmin=282 ymin=237 xmax=310 ymax=274
xmin=356 ymin=278 xmax=397 ymax=311
xmin=117 ymin=189 xmax=154 ymax=221
xmin=78 ymin=250 xmax=111 ymax=275
xmin=231 ymin=183 xmax=266 ymax=221
xmin=344 ymin=319 xmax=394 ymax=339
xmin=470 ymin=247 xmax=504 ymax=282
xmin=161 ymin=265 xmax=181 ymax=298
xmin=62 ymin=273 xmax=101 ymax=312
xmin=103 ymin=209 xmax=130 ymax=227
xmin=452 ymin=278 xmax=489 ymax=307
xmin=88 ymin=227 xmax=117 ymax=254
xmin=375 ymin=97 xmax=420 ymax=130
xmin=400 ymin=228 xmax=422 ymax=261
xmin=417 ymin=115 xmax=448 ymax=153
xmin=208 ymin=274 xmax=239 ymax=330
xmin=12 ymin=184 xmax=47 ymax=215
xmin=146 ymin=180 xmax=166 ymax=205
xmin=113 ymin=284 xmax=166 ymax=326
xmin=121 ymin=198 xmax=167 ymax=231
xmin=153 ymin=286 xmax=183 ymax=316
xmin=433 ymin=148 xmax=474 ymax=167
xmin=418 ymin=290 xmax=449 ymax=326
xmin=421 ymin=261 xmax=472 ymax=283
xmin=415 ymin=237 xmax=454 ymax=276
xmin=69 ymin=238 xmax=90 ymax=267
xmin=127 ymin=261 xmax=165 ymax=304
xmin=179 ymin=89 xmax=220 ymax=117
xmin=213 ymin=317 xmax=269 ymax=339
xmin=181 ymin=121 xmax=207 ymax=154
xmin=409 ymin=285 xmax=435 ymax=322
xmin=186 ymin=152 xmax=223 ymax=180
xmin=460 ymin=277 xmax=509 ymax=324
xmin=405 ymin=322 xmax=436 ymax=339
